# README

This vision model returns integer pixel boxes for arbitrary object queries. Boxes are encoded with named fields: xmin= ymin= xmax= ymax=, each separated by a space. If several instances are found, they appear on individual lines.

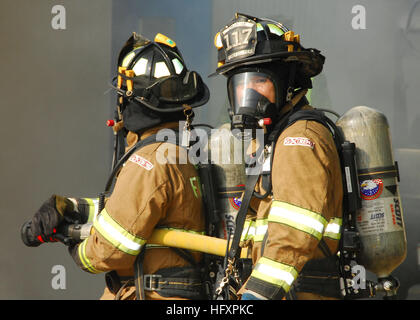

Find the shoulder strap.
xmin=287 ymin=109 xmax=331 ymax=130
xmin=228 ymin=173 xmax=260 ymax=261
xmin=214 ymin=173 xmax=259 ymax=299
xmin=287 ymin=109 xmax=345 ymax=151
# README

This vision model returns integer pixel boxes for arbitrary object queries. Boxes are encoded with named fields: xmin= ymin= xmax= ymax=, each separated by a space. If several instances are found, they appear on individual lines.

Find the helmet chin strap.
xmin=276 ymin=61 xmax=308 ymax=117
xmin=279 ymin=88 xmax=309 ymax=117
xmin=284 ymin=62 xmax=297 ymax=103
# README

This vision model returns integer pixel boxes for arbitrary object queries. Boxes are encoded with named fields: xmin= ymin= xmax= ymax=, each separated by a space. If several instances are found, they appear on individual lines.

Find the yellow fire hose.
xmin=86 ymin=224 xmax=247 ymax=258
xmin=148 ymin=229 xmax=248 ymax=258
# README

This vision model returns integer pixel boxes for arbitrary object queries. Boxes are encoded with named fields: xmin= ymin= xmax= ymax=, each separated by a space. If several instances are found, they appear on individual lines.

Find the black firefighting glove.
xmin=28 ymin=195 xmax=81 ymax=244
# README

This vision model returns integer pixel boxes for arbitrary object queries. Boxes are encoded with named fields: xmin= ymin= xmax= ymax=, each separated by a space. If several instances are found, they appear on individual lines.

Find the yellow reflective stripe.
xmin=83 ymin=198 xmax=99 ymax=223
xmin=323 ymin=217 xmax=342 ymax=240
xmin=93 ymin=208 xmax=146 ymax=256
xmin=240 ymin=219 xmax=268 ymax=242
xmin=268 ymin=201 xmax=327 ymax=240
xmin=240 ymin=220 xmax=256 ymax=242
xmin=251 ymin=257 xmax=298 ymax=292
xmin=254 ymin=219 xmax=268 ymax=242
xmin=78 ymin=239 xmax=102 ymax=274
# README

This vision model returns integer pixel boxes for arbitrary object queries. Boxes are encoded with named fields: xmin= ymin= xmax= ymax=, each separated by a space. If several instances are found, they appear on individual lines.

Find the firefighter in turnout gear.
xmin=213 ymin=13 xmax=344 ymax=300
xmin=23 ymin=32 xmax=210 ymax=300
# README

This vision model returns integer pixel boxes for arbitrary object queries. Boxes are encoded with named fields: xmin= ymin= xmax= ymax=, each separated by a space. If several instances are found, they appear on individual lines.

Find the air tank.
xmin=208 ymin=123 xmax=246 ymax=239
xmin=336 ymin=106 xmax=407 ymax=278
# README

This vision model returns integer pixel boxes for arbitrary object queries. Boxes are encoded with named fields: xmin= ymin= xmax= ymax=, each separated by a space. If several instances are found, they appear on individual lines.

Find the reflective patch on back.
xmin=283 ymin=137 xmax=315 ymax=149
xmin=128 ymin=154 xmax=154 ymax=170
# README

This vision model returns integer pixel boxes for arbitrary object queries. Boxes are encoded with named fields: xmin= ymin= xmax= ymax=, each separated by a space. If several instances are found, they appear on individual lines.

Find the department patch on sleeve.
xmin=128 ymin=154 xmax=154 ymax=170
xmin=283 ymin=137 xmax=315 ymax=149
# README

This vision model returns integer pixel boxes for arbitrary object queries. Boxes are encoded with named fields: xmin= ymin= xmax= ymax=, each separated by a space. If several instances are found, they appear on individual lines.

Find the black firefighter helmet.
xmin=213 ymin=13 xmax=325 ymax=132
xmin=113 ymin=32 xmax=209 ymax=133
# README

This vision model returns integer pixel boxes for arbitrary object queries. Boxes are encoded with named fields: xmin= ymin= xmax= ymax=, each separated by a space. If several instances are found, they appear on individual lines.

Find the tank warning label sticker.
xmin=356 ymin=197 xmax=404 ymax=236
xmin=128 ymin=154 xmax=154 ymax=171
xmin=229 ymin=184 xmax=244 ymax=210
xmin=230 ymin=196 xmax=242 ymax=210
xmin=359 ymin=179 xmax=383 ymax=200
xmin=283 ymin=137 xmax=315 ymax=149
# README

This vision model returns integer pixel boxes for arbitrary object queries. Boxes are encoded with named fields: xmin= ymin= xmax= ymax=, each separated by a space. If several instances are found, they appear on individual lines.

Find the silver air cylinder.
xmin=336 ymin=106 xmax=407 ymax=278
xmin=208 ymin=123 xmax=246 ymax=239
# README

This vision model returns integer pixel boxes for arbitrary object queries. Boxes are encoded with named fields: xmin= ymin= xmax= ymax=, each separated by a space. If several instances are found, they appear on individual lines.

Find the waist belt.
xmin=293 ymin=256 xmax=342 ymax=299
xmin=106 ymin=266 xmax=205 ymax=300
xmin=143 ymin=266 xmax=206 ymax=299
xmin=143 ymin=273 xmax=203 ymax=292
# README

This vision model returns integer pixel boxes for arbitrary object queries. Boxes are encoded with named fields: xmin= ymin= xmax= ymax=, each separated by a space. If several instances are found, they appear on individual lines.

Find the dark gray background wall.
xmin=0 ymin=0 xmax=113 ymax=299
xmin=1 ymin=0 xmax=419 ymax=299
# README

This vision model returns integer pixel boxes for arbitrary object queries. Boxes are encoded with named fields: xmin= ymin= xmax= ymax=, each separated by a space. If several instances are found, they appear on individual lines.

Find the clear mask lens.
xmin=228 ymin=72 xmax=276 ymax=115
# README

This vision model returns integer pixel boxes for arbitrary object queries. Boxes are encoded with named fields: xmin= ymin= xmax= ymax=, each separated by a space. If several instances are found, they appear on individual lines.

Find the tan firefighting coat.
xmin=240 ymin=105 xmax=343 ymax=300
xmin=69 ymin=122 xmax=205 ymax=300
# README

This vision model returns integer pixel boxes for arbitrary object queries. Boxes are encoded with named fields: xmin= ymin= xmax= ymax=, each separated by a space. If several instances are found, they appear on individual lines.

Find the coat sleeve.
xmin=245 ymin=120 xmax=341 ymax=299
xmin=69 ymin=148 xmax=172 ymax=274
xmin=66 ymin=197 xmax=99 ymax=223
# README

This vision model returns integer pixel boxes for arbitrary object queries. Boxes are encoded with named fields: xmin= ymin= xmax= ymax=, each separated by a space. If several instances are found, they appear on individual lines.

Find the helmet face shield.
xmin=228 ymin=71 xmax=276 ymax=116
xmin=154 ymin=71 xmax=200 ymax=103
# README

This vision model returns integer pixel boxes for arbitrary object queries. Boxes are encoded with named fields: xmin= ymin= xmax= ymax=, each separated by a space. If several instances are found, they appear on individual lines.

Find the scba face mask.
xmin=227 ymin=71 xmax=278 ymax=135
